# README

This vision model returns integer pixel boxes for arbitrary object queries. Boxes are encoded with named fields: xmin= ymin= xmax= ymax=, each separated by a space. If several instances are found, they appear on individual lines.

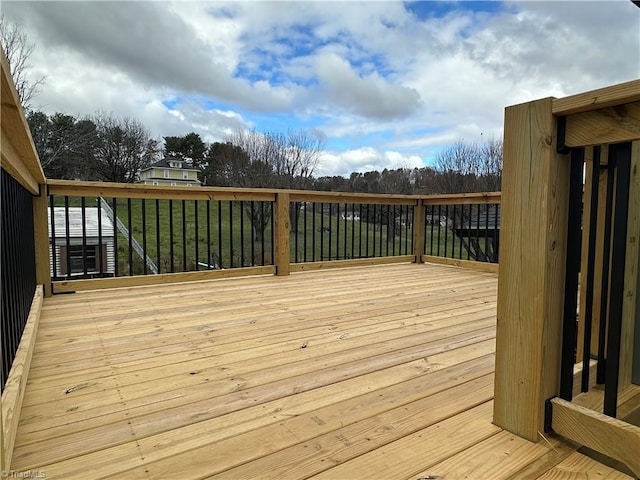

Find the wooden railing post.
xmin=33 ymin=187 xmax=51 ymax=296
xmin=413 ymin=199 xmax=425 ymax=263
xmin=493 ymin=97 xmax=571 ymax=441
xmin=274 ymin=192 xmax=290 ymax=276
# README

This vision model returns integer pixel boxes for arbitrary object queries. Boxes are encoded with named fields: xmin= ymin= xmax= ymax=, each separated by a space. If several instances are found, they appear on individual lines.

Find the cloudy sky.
xmin=3 ymin=1 xmax=639 ymax=177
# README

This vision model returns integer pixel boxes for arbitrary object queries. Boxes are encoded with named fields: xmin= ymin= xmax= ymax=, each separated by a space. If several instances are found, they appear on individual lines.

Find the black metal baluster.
xmin=127 ymin=198 xmax=133 ymax=276
xmin=344 ymin=203 xmax=348 ymax=259
xmin=155 ymin=199 xmax=161 ymax=273
xmin=181 ymin=200 xmax=187 ymax=271
xmin=604 ymin=143 xmax=631 ymax=417
xmin=251 ymin=201 xmax=256 ymax=267
xmin=464 ymin=204 xmax=469 ymax=260
xmin=597 ymin=157 xmax=616 ymax=385
xmin=50 ymin=195 xmax=57 ymax=279
xmin=240 ymin=201 xmax=245 ymax=267
xmin=582 ymin=147 xmax=601 ymax=392
xmin=169 ymin=199 xmax=174 ymax=273
xmin=206 ymin=200 xmax=211 ymax=269
xmin=81 ymin=197 xmax=87 ymax=277
xmin=312 ymin=202 xmax=316 ymax=262
xmin=328 ymin=204 xmax=333 ymax=260
xmin=428 ymin=205 xmax=434 ymax=256
xmin=392 ymin=205 xmax=397 ymax=256
xmin=372 ymin=205 xmax=376 ymax=257
xmin=142 ymin=199 xmax=147 ymax=275
xmin=218 ymin=201 xmax=223 ymax=268
xmin=336 ymin=203 xmax=340 ymax=260
xmin=260 ymin=202 xmax=273 ymax=266
xmin=64 ymin=196 xmax=71 ymax=279
xmin=444 ymin=205 xmax=449 ymax=258
xmin=476 ymin=204 xmax=481 ymax=261
xmin=366 ymin=204 xmax=370 ymax=257
xmin=294 ymin=202 xmax=299 ymax=263
xmin=97 ymin=197 xmax=103 ymax=275
xmin=452 ymin=204 xmax=457 ymax=259
xmin=559 ymin=148 xmax=585 ymax=401
xmin=229 ymin=201 xmax=234 ymax=268
xmin=270 ymin=202 xmax=274 ymax=265
xmin=303 ymin=201 xmax=308 ymax=263
xmin=194 ymin=200 xmax=199 ymax=271
xmin=320 ymin=202 xmax=324 ymax=261
xmin=359 ymin=204 xmax=364 ymax=258
xmin=436 ymin=205 xmax=442 ymax=256
xmin=485 ymin=204 xmax=490 ymax=261
xmin=378 ymin=205 xmax=382 ymax=257
xmin=351 ymin=203 xmax=356 ymax=259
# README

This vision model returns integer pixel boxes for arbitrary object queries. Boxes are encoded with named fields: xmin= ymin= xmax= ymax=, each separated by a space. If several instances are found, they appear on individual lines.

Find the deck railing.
xmin=1 ymin=170 xmax=37 ymax=392
xmin=45 ymin=181 xmax=500 ymax=292
xmin=494 ymin=79 xmax=640 ymax=477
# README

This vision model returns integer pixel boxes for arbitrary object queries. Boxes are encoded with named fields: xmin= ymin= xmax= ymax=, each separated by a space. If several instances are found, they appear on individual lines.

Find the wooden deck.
xmin=10 ymin=263 xmax=633 ymax=479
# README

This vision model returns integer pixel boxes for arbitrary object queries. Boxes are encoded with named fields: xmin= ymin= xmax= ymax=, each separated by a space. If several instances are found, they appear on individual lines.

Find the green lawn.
xmin=51 ymin=195 xmax=487 ymax=276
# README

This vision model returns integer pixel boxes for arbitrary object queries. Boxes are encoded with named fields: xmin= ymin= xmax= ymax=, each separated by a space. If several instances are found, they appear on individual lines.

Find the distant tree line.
xmin=27 ymin=110 xmax=502 ymax=196
xmin=6 ymin=13 xmax=502 ymax=197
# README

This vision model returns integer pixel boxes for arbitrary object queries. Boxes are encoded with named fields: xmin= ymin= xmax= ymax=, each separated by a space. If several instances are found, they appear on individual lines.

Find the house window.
xmin=164 ymin=169 xmax=170 ymax=178
xmin=171 ymin=182 xmax=177 ymax=186
xmin=183 ymin=171 xmax=189 ymax=179
xmin=60 ymin=244 xmax=105 ymax=275
xmin=187 ymin=184 xmax=192 ymax=187
xmin=152 ymin=181 xmax=159 ymax=186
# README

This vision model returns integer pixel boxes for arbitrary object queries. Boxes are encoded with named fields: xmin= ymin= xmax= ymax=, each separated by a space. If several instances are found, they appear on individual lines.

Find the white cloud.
xmin=318 ymin=147 xmax=424 ymax=178
xmin=3 ymin=1 xmax=638 ymax=177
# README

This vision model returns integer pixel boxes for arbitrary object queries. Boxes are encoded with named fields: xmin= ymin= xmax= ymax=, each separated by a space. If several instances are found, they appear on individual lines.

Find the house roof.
xmin=142 ymin=156 xmax=200 ymax=172
xmin=48 ymin=207 xmax=114 ymax=239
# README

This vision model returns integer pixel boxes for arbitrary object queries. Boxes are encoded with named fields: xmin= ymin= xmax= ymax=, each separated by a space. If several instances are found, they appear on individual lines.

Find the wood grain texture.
xmin=550 ymin=397 xmax=640 ymax=477
xmin=1 ymin=286 xmax=43 ymax=469
xmin=619 ymin=140 xmax=640 ymax=390
xmin=534 ymin=451 xmax=634 ymax=480
xmin=274 ymin=192 xmax=290 ymax=275
xmin=422 ymin=255 xmax=499 ymax=273
xmin=564 ymin=101 xmax=640 ymax=147
xmin=6 ymin=264 xmax=618 ymax=479
xmin=32 ymin=193 xmax=51 ymax=296
xmin=412 ymin=200 xmax=425 ymax=262
xmin=494 ymin=98 xmax=570 ymax=441
xmin=51 ymin=265 xmax=275 ymax=292
xmin=0 ymin=48 xmax=45 ymax=190
xmin=0 ymin=130 xmax=40 ymax=194
xmin=290 ymin=255 xmax=413 ymax=272
xmin=552 ymin=80 xmax=640 ymax=115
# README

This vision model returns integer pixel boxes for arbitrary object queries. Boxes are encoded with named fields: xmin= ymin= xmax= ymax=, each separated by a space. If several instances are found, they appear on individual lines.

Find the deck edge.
xmin=2 ymin=285 xmax=43 ymax=469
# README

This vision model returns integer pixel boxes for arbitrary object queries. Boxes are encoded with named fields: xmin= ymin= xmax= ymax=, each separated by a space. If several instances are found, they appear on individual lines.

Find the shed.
xmin=48 ymin=207 xmax=116 ymax=279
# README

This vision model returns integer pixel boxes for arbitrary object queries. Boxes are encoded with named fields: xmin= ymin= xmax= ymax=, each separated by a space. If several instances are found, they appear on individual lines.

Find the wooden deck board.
xmin=9 ymin=264 xmax=625 ymax=479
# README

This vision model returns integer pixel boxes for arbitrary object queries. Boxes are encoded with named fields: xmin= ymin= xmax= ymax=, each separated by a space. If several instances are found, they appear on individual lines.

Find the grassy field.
xmin=52 ymin=196 xmax=481 ymax=275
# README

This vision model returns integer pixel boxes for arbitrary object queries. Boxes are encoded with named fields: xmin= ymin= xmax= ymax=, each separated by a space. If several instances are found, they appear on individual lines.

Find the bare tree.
xmin=92 ymin=114 xmax=159 ymax=183
xmin=1 ymin=14 xmax=45 ymax=110
xmin=478 ymin=137 xmax=502 ymax=191
xmin=432 ymin=138 xmax=502 ymax=193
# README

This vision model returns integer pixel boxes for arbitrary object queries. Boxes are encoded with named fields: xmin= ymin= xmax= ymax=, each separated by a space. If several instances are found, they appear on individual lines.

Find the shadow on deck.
xmin=11 ymin=264 xmax=632 ymax=479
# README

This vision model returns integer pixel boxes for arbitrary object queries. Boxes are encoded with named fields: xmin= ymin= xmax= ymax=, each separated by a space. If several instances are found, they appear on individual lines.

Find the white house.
xmin=48 ymin=207 xmax=115 ymax=278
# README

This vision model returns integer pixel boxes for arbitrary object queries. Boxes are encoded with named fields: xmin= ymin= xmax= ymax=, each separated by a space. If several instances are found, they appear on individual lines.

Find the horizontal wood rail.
xmin=422 ymin=255 xmax=499 ymax=273
xmin=422 ymin=192 xmax=501 ymax=205
xmin=561 ymin=101 xmax=640 ymax=148
xmin=52 ymin=266 xmax=276 ymax=293
xmin=552 ymin=79 xmax=640 ymax=116
xmin=549 ymin=397 xmax=640 ymax=477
